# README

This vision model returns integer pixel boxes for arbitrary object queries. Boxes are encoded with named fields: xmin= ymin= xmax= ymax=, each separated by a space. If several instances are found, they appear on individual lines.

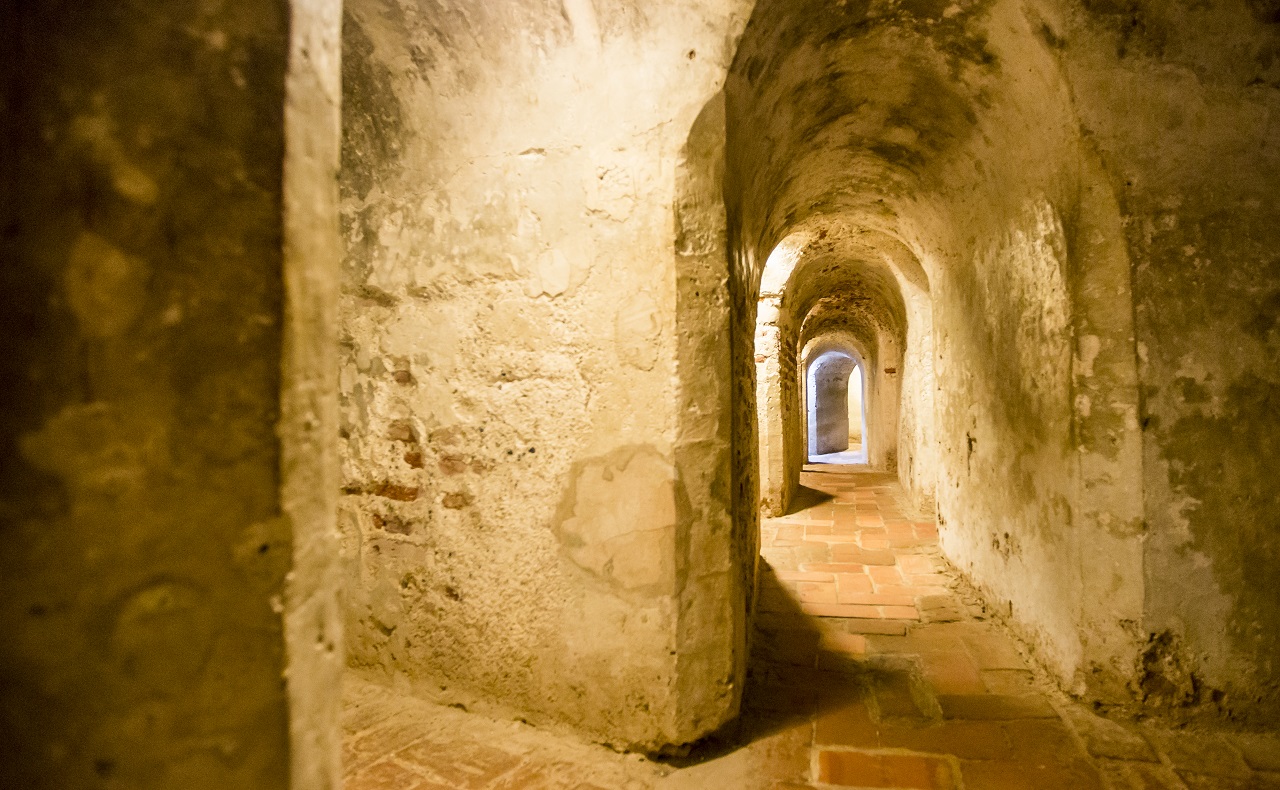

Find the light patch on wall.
xmin=70 ymin=109 xmax=159 ymax=205
xmin=616 ymin=292 xmax=660 ymax=370
xmin=382 ymin=305 xmax=458 ymax=377
xmin=110 ymin=581 xmax=213 ymax=694
xmin=586 ymin=165 xmax=635 ymax=221
xmin=413 ymin=376 xmax=462 ymax=431
xmin=557 ymin=447 xmax=679 ymax=594
xmin=1077 ymin=334 xmax=1102 ymax=378
xmin=759 ymin=232 xmax=811 ymax=297
xmin=561 ymin=0 xmax=601 ymax=53
xmin=523 ymin=248 xmax=573 ymax=297
xmin=19 ymin=402 xmax=158 ymax=492
xmin=1075 ymin=393 xmax=1092 ymax=418
xmin=66 ymin=232 xmax=149 ymax=338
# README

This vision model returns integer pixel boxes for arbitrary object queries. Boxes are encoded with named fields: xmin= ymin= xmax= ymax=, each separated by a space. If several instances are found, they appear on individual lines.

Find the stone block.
xmin=1060 ymin=707 xmax=1157 ymax=762
xmin=817 ymin=750 xmax=957 ymax=789
xmin=959 ymin=759 xmax=1103 ymax=790
xmin=937 ymin=694 xmax=1057 ymax=720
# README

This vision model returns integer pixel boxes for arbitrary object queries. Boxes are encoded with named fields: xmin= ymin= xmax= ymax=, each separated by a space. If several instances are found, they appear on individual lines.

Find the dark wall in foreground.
xmin=0 ymin=2 xmax=296 ymax=786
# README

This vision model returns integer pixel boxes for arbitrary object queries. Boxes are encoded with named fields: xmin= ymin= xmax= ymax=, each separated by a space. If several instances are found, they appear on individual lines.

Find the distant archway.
xmin=806 ymin=351 xmax=867 ymax=464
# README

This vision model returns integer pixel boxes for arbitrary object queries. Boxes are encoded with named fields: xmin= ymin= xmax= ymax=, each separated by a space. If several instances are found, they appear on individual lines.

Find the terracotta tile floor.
xmin=342 ymin=467 xmax=1280 ymax=790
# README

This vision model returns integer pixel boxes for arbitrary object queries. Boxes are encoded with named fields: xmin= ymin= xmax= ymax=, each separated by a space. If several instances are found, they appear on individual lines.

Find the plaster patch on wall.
xmin=70 ymin=110 xmax=160 ymax=205
xmin=110 ymin=581 xmax=214 ymax=694
xmin=523 ymin=248 xmax=573 ymax=297
xmin=587 ymin=165 xmax=636 ymax=221
xmin=615 ymin=292 xmax=661 ymax=370
xmin=19 ymin=402 xmax=162 ymax=493
xmin=555 ymin=446 xmax=681 ymax=595
xmin=1077 ymin=333 xmax=1102 ymax=377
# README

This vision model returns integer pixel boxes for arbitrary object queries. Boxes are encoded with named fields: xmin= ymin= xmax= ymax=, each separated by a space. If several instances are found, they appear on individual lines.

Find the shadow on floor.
xmin=786 ymin=484 xmax=833 ymax=515
xmin=657 ymin=565 xmax=871 ymax=767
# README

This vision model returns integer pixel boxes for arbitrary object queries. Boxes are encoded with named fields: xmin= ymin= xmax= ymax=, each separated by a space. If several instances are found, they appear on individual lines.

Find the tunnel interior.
xmin=726 ymin=0 xmax=1146 ymax=706
xmin=4 ymin=0 xmax=1280 ymax=786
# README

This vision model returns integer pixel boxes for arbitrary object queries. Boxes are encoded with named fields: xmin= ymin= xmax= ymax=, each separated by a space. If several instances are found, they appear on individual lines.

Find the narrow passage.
xmin=748 ymin=468 xmax=1280 ymax=790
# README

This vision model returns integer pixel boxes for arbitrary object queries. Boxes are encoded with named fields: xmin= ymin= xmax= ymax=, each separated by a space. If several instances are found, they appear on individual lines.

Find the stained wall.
xmin=727 ymin=0 xmax=1280 ymax=722
xmin=1058 ymin=1 xmax=1280 ymax=720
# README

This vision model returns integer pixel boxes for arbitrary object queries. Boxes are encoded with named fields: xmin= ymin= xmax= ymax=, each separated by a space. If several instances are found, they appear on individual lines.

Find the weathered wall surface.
xmin=0 ymin=0 xmax=342 ymax=785
xmin=727 ymin=0 xmax=1280 ymax=721
xmin=1058 ymin=1 xmax=1280 ymax=720
xmin=931 ymin=198 xmax=1094 ymax=687
xmin=282 ymin=0 xmax=346 ymax=785
xmin=893 ymin=258 xmax=938 ymax=509
xmin=337 ymin=0 xmax=754 ymax=748
xmin=755 ymin=290 xmax=801 ymax=513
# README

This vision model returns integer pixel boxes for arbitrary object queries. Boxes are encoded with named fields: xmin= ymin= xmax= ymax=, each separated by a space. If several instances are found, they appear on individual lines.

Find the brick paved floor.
xmin=342 ymin=467 xmax=1280 ymax=790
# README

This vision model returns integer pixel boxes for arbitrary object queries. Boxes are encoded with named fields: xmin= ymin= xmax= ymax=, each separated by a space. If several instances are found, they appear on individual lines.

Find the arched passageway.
xmin=327 ymin=0 xmax=1280 ymax=779
xmin=716 ymin=0 xmax=1199 ymax=781
xmin=727 ymin=0 xmax=1148 ymax=706
xmin=753 ymin=224 xmax=929 ymax=514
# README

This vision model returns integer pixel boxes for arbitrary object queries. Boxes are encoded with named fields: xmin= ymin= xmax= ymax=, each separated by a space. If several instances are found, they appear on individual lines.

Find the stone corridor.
xmin=341 ymin=468 xmax=1280 ymax=790
xmin=8 ymin=4 xmax=1280 ymax=787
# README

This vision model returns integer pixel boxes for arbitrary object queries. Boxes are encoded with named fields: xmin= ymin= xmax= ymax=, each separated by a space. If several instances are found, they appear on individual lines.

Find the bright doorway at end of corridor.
xmin=808 ymin=351 xmax=866 ymax=465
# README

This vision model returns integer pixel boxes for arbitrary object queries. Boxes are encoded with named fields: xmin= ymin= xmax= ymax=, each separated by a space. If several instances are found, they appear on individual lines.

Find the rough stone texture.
xmin=723 ymin=0 xmax=1280 ymax=722
xmin=9 ymin=1 xmax=1277 ymax=778
xmin=1056 ymin=1 xmax=1280 ymax=722
xmin=282 ymin=1 xmax=346 ymax=787
xmin=1 ymin=1 xmax=343 ymax=786
xmin=755 ymin=280 xmax=803 ymax=515
xmin=341 ymin=467 xmax=1278 ymax=789
xmin=329 ymin=0 xmax=1280 ymax=747
xmin=336 ymin=0 xmax=755 ymax=750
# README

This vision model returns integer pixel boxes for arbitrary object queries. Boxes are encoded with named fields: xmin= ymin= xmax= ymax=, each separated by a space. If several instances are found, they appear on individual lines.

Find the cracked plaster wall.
xmin=1057 ymin=0 xmax=1280 ymax=721
xmin=336 ymin=0 xmax=755 ymax=749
